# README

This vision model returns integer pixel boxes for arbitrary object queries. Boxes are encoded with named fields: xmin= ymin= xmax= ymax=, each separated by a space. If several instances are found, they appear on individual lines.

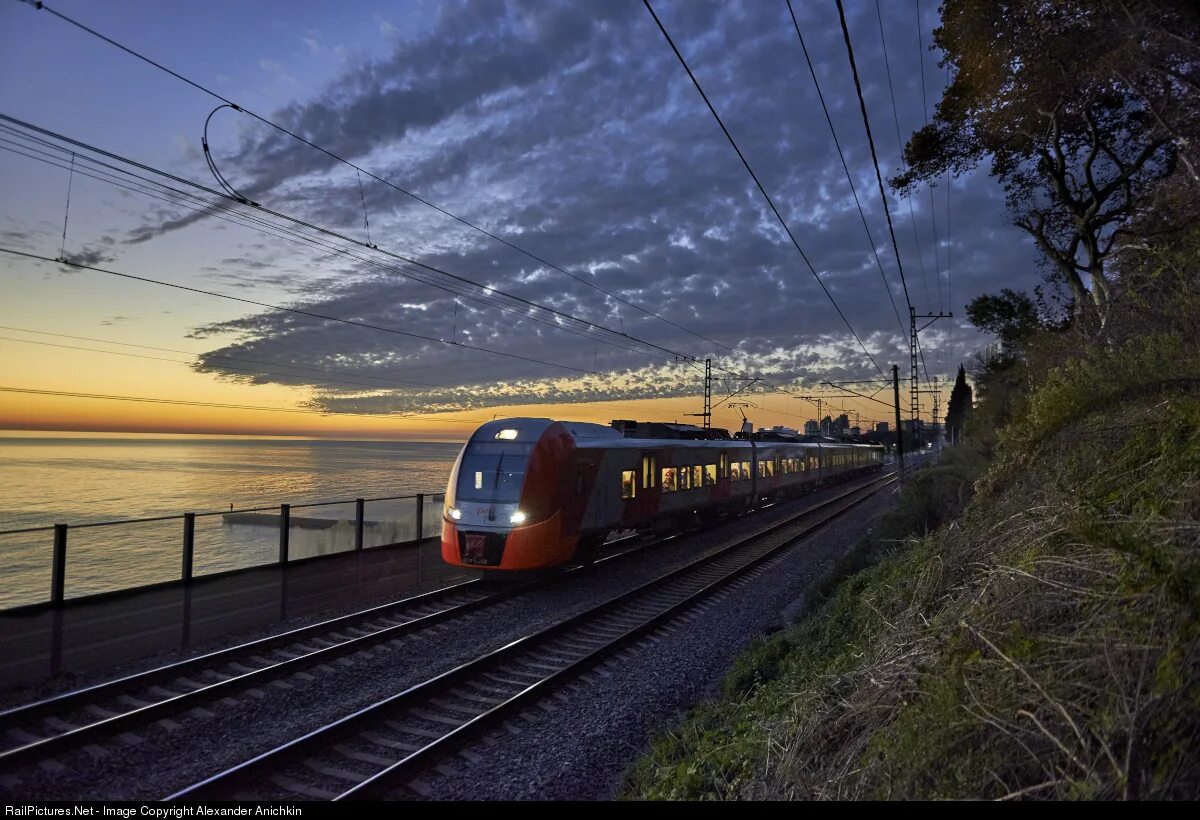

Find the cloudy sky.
xmin=0 ymin=0 xmax=1040 ymax=439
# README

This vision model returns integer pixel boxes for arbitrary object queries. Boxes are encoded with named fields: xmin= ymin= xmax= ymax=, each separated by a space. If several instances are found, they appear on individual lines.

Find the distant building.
xmin=830 ymin=414 xmax=850 ymax=436
xmin=875 ymin=421 xmax=889 ymax=434
xmin=804 ymin=420 xmax=820 ymax=435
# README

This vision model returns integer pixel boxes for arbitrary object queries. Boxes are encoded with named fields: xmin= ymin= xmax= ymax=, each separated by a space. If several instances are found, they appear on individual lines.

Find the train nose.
xmin=442 ymin=513 xmax=573 ymax=570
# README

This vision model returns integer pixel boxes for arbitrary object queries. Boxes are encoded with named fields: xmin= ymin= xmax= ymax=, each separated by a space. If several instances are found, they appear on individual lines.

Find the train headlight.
xmin=495 ymin=428 xmax=519 ymax=440
xmin=510 ymin=510 xmax=527 ymax=524
xmin=449 ymin=507 xmax=462 ymax=520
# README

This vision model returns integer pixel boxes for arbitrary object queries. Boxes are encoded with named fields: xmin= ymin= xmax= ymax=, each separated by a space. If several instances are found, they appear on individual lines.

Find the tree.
xmin=964 ymin=288 xmax=1041 ymax=353
xmin=892 ymin=0 xmax=1199 ymax=332
xmin=944 ymin=364 xmax=973 ymax=445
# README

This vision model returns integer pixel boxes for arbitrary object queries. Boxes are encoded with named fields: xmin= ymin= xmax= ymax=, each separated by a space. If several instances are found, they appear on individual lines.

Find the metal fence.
xmin=0 ymin=492 xmax=445 ymax=610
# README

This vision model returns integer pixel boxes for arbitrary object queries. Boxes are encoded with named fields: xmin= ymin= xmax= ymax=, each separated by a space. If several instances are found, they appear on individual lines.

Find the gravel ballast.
xmin=400 ymin=486 xmax=899 ymax=800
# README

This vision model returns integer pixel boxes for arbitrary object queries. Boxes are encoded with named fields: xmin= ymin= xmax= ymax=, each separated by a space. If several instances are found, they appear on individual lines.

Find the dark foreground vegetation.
xmin=623 ymin=0 xmax=1199 ymax=800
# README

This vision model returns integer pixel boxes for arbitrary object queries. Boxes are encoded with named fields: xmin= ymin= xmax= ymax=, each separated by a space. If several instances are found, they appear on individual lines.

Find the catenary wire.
xmin=641 ymin=0 xmax=886 ymax=379
xmin=17 ymin=0 xmax=736 ymax=357
xmin=785 ymin=0 xmax=907 ymax=344
xmin=0 ymin=113 xmax=695 ymax=367
xmin=0 ymin=246 xmax=603 ymax=376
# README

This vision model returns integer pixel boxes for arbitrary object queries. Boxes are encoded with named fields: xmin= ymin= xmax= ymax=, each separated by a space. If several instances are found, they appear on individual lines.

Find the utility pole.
xmin=931 ymin=376 xmax=941 ymax=455
xmin=893 ymin=364 xmax=905 ymax=476
xmin=685 ymin=357 xmax=714 ymax=430
xmin=794 ymin=395 xmax=828 ymax=434
xmin=910 ymin=306 xmax=953 ymax=446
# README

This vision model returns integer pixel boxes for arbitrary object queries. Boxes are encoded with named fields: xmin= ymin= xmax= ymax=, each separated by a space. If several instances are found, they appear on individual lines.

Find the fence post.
xmin=355 ymin=498 xmax=365 ymax=550
xmin=51 ymin=524 xmax=68 ymax=605
xmin=278 ymin=504 xmax=290 ymax=564
xmin=414 ymin=494 xmax=424 ymax=543
xmin=182 ymin=513 xmax=195 ymax=583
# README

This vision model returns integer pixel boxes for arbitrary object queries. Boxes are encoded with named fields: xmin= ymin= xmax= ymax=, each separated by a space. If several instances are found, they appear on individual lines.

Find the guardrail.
xmin=0 ymin=492 xmax=445 ymax=610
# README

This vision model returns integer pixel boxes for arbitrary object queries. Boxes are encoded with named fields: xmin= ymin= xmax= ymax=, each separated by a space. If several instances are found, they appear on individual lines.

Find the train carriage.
xmin=442 ymin=418 xmax=884 ymax=571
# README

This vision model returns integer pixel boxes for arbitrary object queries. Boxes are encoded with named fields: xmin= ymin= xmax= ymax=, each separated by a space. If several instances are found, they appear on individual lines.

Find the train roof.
xmin=469 ymin=418 xmax=883 ymax=451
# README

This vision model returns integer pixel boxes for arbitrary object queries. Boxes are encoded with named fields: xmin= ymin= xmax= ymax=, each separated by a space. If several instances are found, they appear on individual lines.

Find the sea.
xmin=0 ymin=436 xmax=464 ymax=609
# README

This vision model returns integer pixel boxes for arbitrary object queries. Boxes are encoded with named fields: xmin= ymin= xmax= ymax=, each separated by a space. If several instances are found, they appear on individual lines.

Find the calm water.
xmin=0 ymin=436 xmax=463 ymax=608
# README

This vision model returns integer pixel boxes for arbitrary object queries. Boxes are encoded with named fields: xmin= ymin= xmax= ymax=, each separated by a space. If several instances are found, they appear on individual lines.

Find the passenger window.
xmin=679 ymin=467 xmax=691 ymax=490
xmin=621 ymin=470 xmax=636 ymax=499
xmin=693 ymin=465 xmax=703 ymax=487
xmin=704 ymin=464 xmax=716 ymax=485
xmin=742 ymin=461 xmax=751 ymax=479
xmin=661 ymin=467 xmax=677 ymax=492
xmin=730 ymin=461 xmax=741 ymax=481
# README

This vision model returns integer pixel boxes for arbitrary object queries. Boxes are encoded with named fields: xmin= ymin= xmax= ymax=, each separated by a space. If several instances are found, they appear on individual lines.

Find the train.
xmin=440 ymin=417 xmax=886 ymax=571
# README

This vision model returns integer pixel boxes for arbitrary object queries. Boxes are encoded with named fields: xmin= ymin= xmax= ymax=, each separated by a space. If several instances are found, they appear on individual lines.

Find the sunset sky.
xmin=0 ymin=0 xmax=1039 ymax=442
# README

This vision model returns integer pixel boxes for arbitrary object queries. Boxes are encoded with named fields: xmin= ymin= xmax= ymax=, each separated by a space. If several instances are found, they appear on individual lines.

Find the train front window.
xmin=455 ymin=441 xmax=532 ymax=504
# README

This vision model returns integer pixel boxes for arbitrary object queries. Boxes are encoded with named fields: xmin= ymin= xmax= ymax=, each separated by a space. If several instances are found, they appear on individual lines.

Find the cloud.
xmin=120 ymin=0 xmax=1041 ymax=413
xmin=60 ymin=244 xmax=116 ymax=270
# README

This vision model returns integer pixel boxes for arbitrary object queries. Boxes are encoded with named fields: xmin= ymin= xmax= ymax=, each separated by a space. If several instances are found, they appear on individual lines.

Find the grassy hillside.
xmin=622 ymin=333 xmax=1200 ymax=799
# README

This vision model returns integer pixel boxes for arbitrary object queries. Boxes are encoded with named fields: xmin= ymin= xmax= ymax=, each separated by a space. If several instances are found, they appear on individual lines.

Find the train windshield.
xmin=455 ymin=441 xmax=532 ymax=504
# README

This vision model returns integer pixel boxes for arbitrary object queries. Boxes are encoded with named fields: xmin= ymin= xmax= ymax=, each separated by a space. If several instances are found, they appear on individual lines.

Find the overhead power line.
xmin=784 ymin=0 xmax=906 ymax=344
xmin=17 ymin=0 xmax=732 ymax=356
xmin=0 ymin=326 xmax=441 ymax=389
xmin=872 ymin=0 xmax=935 ymax=309
xmin=914 ymin=0 xmax=945 ymax=313
xmin=0 ymin=131 xmax=671 ymax=365
xmin=0 ymin=130 xmax=665 ymax=362
xmin=0 ymin=247 xmax=601 ymax=376
xmin=0 ymin=386 xmax=487 ymax=425
xmin=833 ymin=0 xmax=915 ymax=316
xmin=0 ymin=335 xmax=451 ymax=396
xmin=641 ymin=0 xmax=886 ymax=379
xmin=0 ymin=114 xmax=693 ymax=367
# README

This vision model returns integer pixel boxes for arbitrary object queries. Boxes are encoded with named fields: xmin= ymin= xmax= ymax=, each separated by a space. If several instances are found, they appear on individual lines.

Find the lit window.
xmin=661 ymin=467 xmax=677 ymax=492
xmin=642 ymin=455 xmax=657 ymax=489
xmin=757 ymin=461 xmax=766 ymax=479
xmin=741 ymin=461 xmax=750 ymax=480
xmin=692 ymin=465 xmax=704 ymax=488
xmin=621 ymin=470 xmax=636 ymax=499
xmin=705 ymin=464 xmax=717 ymax=485
xmin=766 ymin=460 xmax=775 ymax=477
xmin=679 ymin=467 xmax=690 ymax=490
xmin=730 ymin=461 xmax=742 ymax=481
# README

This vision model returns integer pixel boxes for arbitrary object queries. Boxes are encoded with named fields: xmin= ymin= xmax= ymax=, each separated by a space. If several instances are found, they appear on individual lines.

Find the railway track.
xmin=168 ymin=472 xmax=896 ymax=800
xmin=0 ymin=534 xmax=643 ymax=770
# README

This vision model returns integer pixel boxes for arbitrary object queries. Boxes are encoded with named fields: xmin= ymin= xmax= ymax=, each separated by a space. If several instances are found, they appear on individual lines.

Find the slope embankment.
xmin=624 ymin=334 xmax=1200 ymax=799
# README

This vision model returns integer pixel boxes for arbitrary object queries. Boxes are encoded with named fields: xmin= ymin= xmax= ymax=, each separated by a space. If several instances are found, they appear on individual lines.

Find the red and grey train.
xmin=441 ymin=417 xmax=885 ymax=571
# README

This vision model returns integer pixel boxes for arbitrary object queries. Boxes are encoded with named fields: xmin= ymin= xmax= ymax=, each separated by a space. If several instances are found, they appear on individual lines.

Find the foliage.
xmin=944 ymin=364 xmax=973 ymax=445
xmin=892 ymin=0 xmax=1199 ymax=330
